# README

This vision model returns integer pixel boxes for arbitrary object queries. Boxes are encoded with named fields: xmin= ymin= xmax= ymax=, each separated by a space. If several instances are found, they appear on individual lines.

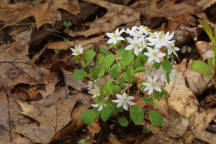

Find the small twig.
xmin=30 ymin=43 xmax=49 ymax=64
xmin=6 ymin=90 xmax=12 ymax=143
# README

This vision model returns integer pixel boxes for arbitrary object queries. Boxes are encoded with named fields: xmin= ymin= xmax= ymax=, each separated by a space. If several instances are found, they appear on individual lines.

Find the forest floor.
xmin=0 ymin=0 xmax=216 ymax=144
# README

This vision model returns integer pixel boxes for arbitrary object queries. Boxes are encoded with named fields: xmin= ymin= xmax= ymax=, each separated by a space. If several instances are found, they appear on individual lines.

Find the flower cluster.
xmin=106 ymin=26 xmax=182 ymax=96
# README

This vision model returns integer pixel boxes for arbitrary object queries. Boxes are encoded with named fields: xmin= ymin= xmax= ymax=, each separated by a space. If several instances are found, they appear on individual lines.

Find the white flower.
xmin=166 ymin=42 xmax=180 ymax=56
xmin=91 ymin=103 xmax=106 ymax=111
xmin=169 ymin=70 xmax=184 ymax=87
xmin=112 ymin=92 xmax=135 ymax=111
xmin=152 ymin=66 xmax=166 ymax=84
xmin=88 ymin=80 xmax=100 ymax=98
xmin=147 ymin=32 xmax=174 ymax=48
xmin=144 ymin=47 xmax=165 ymax=63
xmin=126 ymin=26 xmax=143 ymax=37
xmin=71 ymin=45 xmax=83 ymax=56
xmin=106 ymin=28 xmax=125 ymax=44
xmin=125 ymin=37 xmax=143 ymax=56
xmin=88 ymin=85 xmax=100 ymax=98
xmin=142 ymin=75 xmax=162 ymax=95
xmin=138 ymin=25 xmax=151 ymax=35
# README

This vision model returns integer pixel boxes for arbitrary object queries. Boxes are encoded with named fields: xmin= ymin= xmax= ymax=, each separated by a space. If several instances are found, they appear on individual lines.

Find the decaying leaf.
xmin=48 ymin=35 xmax=105 ymax=50
xmin=191 ymin=109 xmax=216 ymax=144
xmin=16 ymin=95 xmax=79 ymax=143
xmin=0 ymin=0 xmax=80 ymax=28
xmin=61 ymin=68 xmax=86 ymax=91
xmin=0 ymin=30 xmax=50 ymax=89
xmin=185 ymin=60 xmax=211 ymax=95
xmin=195 ymin=41 xmax=214 ymax=60
xmin=67 ymin=0 xmax=140 ymax=37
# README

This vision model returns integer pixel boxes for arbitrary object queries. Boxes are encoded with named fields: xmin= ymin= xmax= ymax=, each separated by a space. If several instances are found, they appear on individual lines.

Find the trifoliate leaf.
xmin=207 ymin=57 xmax=215 ymax=72
xmin=111 ymin=64 xmax=121 ymax=79
xmin=161 ymin=60 xmax=173 ymax=83
xmin=73 ymin=69 xmax=87 ymax=80
xmin=134 ymin=66 xmax=145 ymax=73
xmin=101 ymin=78 xmax=114 ymax=95
xmin=90 ymin=66 xmax=105 ymax=80
xmin=99 ymin=47 xmax=112 ymax=55
xmin=136 ymin=53 xmax=147 ymax=67
xmin=101 ymin=103 xmax=114 ymax=122
xmin=104 ymin=54 xmax=115 ymax=71
xmin=81 ymin=109 xmax=99 ymax=125
xmin=118 ymin=49 xmax=134 ymax=68
xmin=84 ymin=49 xmax=96 ymax=67
xmin=148 ymin=110 xmax=163 ymax=127
xmin=142 ymin=96 xmax=151 ymax=103
xmin=118 ymin=117 xmax=128 ymax=127
xmin=123 ymin=66 xmax=135 ymax=83
xmin=97 ymin=53 xmax=104 ymax=65
xmin=191 ymin=60 xmax=213 ymax=77
xmin=130 ymin=106 xmax=144 ymax=125
xmin=153 ymin=89 xmax=168 ymax=101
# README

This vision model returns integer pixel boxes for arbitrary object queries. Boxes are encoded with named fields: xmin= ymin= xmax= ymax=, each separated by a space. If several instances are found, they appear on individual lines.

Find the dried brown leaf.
xmin=66 ymin=0 xmax=140 ymax=37
xmin=0 ymin=0 xmax=80 ymax=28
xmin=0 ymin=30 xmax=50 ymax=89
xmin=195 ymin=41 xmax=214 ymax=61
xmin=47 ymin=35 xmax=105 ymax=50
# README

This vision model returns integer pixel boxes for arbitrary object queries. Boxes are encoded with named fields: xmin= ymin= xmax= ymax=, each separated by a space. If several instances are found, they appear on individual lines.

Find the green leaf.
xmin=97 ymin=53 xmax=104 ymax=65
xmin=101 ymin=103 xmax=114 ymax=122
xmin=208 ymin=57 xmax=215 ymax=72
xmin=118 ymin=117 xmax=129 ymax=127
xmin=81 ymin=109 xmax=99 ymax=125
xmin=104 ymin=54 xmax=115 ymax=71
xmin=90 ymin=66 xmax=105 ymax=80
xmin=112 ymin=85 xmax=121 ymax=94
xmin=142 ymin=96 xmax=151 ymax=103
xmin=123 ymin=66 xmax=135 ymax=83
xmin=111 ymin=64 xmax=121 ymax=79
xmin=119 ymin=50 xmax=134 ymax=68
xmin=148 ymin=110 xmax=163 ymax=127
xmin=73 ymin=69 xmax=87 ymax=80
xmin=109 ymin=41 xmax=121 ymax=48
xmin=134 ymin=66 xmax=145 ymax=73
xmin=101 ymin=78 xmax=114 ymax=95
xmin=153 ymin=62 xmax=161 ymax=69
xmin=99 ymin=47 xmax=112 ymax=55
xmin=130 ymin=106 xmax=144 ymax=125
xmin=153 ymin=89 xmax=168 ymax=101
xmin=136 ymin=53 xmax=148 ymax=67
xmin=161 ymin=60 xmax=173 ymax=83
xmin=191 ymin=60 xmax=213 ymax=77
xmin=198 ymin=19 xmax=214 ymax=42
xmin=142 ymin=126 xmax=150 ymax=134
xmin=84 ymin=49 xmax=96 ymax=67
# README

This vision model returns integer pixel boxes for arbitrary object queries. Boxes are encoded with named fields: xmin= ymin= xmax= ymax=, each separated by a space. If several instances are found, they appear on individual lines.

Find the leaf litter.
xmin=0 ymin=0 xmax=216 ymax=143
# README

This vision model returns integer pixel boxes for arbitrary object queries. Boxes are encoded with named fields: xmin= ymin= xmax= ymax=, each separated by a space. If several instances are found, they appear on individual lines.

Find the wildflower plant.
xmin=71 ymin=25 xmax=181 ymax=128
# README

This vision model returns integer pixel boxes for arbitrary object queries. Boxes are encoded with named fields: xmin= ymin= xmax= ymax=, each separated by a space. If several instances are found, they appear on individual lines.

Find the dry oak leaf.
xmin=190 ymin=109 xmax=216 ymax=144
xmin=0 ymin=91 xmax=31 ymax=144
xmin=0 ymin=30 xmax=50 ymax=89
xmin=0 ymin=0 xmax=80 ymax=28
xmin=195 ymin=41 xmax=214 ymax=61
xmin=16 ymin=95 xmax=79 ymax=143
xmin=66 ymin=0 xmax=140 ymax=37
xmin=48 ymin=35 xmax=105 ymax=50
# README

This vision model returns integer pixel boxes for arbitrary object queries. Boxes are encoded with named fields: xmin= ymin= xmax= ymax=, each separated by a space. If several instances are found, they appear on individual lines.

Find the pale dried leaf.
xmin=48 ymin=35 xmax=105 ymax=50
xmin=61 ymin=68 xmax=85 ymax=91
xmin=0 ymin=0 xmax=80 ymax=28
xmin=67 ymin=0 xmax=140 ymax=37
xmin=195 ymin=41 xmax=214 ymax=60
xmin=185 ymin=60 xmax=211 ymax=95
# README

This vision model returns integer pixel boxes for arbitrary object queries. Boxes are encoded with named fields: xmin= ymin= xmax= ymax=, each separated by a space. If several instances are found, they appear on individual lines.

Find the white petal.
xmin=148 ymin=88 xmax=153 ymax=95
xmin=123 ymin=103 xmax=128 ymax=111
xmin=91 ymin=104 xmax=99 ymax=108
xmin=106 ymin=33 xmax=113 ymax=37
xmin=154 ymin=86 xmax=161 ymax=92
xmin=112 ymin=99 xmax=122 ymax=103
xmin=125 ymin=45 xmax=134 ymax=50
xmin=116 ymin=94 xmax=123 ymax=99
xmin=98 ymin=105 xmax=103 ymax=111
xmin=127 ymin=100 xmax=135 ymax=105
xmin=117 ymin=102 xmax=123 ymax=108
xmin=127 ymin=96 xmax=135 ymax=100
